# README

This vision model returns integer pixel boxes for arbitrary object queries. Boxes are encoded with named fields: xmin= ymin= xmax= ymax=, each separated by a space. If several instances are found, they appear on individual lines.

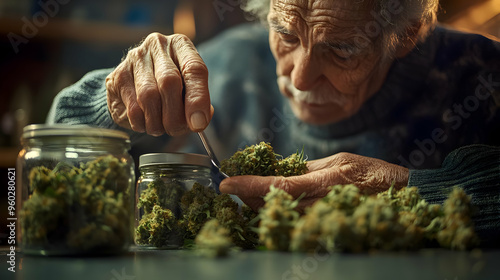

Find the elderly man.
xmin=48 ymin=0 xmax=499 ymax=246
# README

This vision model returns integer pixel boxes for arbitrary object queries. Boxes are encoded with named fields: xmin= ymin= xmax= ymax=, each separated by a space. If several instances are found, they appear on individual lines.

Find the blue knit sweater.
xmin=47 ymin=23 xmax=500 ymax=246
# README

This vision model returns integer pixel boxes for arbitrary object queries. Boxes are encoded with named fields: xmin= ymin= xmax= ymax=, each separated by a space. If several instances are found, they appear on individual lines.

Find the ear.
xmin=394 ymin=22 xmax=422 ymax=58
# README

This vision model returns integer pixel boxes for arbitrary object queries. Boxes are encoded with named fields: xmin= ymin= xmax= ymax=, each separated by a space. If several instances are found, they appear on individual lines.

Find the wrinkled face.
xmin=268 ymin=0 xmax=395 ymax=125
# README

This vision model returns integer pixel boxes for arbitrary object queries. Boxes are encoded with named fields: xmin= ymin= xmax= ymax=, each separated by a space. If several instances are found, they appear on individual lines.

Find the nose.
xmin=290 ymin=50 xmax=322 ymax=91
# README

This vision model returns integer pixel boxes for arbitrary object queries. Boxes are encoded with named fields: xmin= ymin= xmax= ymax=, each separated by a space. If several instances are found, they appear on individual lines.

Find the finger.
xmin=306 ymin=154 xmax=343 ymax=171
xmin=221 ymin=176 xmax=326 ymax=213
xmin=131 ymin=48 xmax=165 ymax=136
xmin=106 ymin=74 xmax=131 ymax=130
xmin=220 ymin=176 xmax=276 ymax=198
xmin=219 ymin=173 xmax=332 ymax=200
xmin=108 ymin=63 xmax=146 ymax=132
xmin=170 ymin=34 xmax=211 ymax=131
xmin=150 ymin=36 xmax=188 ymax=136
xmin=237 ymin=197 xmax=266 ymax=212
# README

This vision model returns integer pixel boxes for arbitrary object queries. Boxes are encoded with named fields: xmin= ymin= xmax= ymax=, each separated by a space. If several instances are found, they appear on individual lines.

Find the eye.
xmin=278 ymin=32 xmax=299 ymax=46
xmin=332 ymin=47 xmax=354 ymax=60
xmin=326 ymin=44 xmax=357 ymax=61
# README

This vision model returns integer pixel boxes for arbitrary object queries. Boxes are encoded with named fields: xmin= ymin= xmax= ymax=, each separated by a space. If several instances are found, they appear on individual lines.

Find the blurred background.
xmin=0 ymin=0 xmax=499 ymax=244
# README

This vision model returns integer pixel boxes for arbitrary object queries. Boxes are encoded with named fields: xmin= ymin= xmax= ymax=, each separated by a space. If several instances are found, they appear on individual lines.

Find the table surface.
xmin=1 ymin=246 xmax=499 ymax=280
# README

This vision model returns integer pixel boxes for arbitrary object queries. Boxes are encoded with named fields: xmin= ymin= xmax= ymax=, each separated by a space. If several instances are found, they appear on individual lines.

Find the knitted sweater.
xmin=47 ymin=23 xmax=500 ymax=246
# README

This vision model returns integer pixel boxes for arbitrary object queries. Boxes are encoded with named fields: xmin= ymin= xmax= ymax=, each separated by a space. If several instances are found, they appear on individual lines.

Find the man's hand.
xmin=105 ymin=33 xmax=213 ymax=136
xmin=219 ymin=152 xmax=409 ymax=212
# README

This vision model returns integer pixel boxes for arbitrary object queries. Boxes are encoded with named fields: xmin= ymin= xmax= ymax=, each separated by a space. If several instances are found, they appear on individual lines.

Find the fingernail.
xmin=219 ymin=181 xmax=237 ymax=195
xmin=190 ymin=111 xmax=207 ymax=130
xmin=130 ymin=124 xmax=145 ymax=133
xmin=151 ymin=131 xmax=163 ymax=137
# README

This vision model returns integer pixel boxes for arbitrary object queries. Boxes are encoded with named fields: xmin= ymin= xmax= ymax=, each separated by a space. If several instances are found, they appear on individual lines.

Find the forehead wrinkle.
xmin=272 ymin=1 xmax=370 ymax=33
xmin=272 ymin=1 xmax=305 ymax=27
xmin=305 ymin=3 xmax=371 ymax=29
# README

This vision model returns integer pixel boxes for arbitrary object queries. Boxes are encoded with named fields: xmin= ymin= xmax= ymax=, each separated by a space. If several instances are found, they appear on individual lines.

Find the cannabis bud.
xmin=258 ymin=185 xmax=300 ymax=251
xmin=195 ymin=219 xmax=233 ymax=257
xmin=220 ymin=142 xmax=308 ymax=177
xmin=20 ymin=155 xmax=132 ymax=253
xmin=436 ymin=187 xmax=479 ymax=250
xmin=136 ymin=180 xmax=259 ymax=252
xmin=287 ymin=185 xmax=478 ymax=253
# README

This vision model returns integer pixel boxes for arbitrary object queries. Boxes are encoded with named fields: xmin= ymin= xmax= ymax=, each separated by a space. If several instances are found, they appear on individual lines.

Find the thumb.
xmin=219 ymin=173 xmax=327 ymax=199
xmin=219 ymin=174 xmax=331 ymax=213
xmin=219 ymin=175 xmax=289 ymax=211
xmin=219 ymin=175 xmax=282 ymax=198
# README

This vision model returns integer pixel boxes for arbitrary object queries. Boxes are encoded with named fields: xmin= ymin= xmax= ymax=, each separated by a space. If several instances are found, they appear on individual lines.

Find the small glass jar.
xmin=135 ymin=153 xmax=214 ymax=249
xmin=16 ymin=124 xmax=135 ymax=256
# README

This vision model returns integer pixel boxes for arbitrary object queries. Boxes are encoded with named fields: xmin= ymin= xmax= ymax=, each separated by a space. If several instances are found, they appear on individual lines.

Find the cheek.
xmin=325 ymin=55 xmax=382 ymax=90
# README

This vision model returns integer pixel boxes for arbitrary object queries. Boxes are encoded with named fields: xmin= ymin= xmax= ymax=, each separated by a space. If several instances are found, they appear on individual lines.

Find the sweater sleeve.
xmin=45 ymin=68 xmax=178 ymax=156
xmin=46 ymin=68 xmax=118 ymax=129
xmin=408 ymin=144 xmax=500 ymax=247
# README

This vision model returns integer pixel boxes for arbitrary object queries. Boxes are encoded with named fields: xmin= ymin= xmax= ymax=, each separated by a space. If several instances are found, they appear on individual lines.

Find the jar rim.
xmin=139 ymin=153 xmax=212 ymax=168
xmin=22 ymin=124 xmax=130 ymax=141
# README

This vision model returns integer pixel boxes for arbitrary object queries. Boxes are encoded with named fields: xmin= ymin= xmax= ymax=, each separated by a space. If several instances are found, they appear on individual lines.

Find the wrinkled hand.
xmin=219 ymin=152 xmax=409 ymax=212
xmin=105 ymin=33 xmax=213 ymax=136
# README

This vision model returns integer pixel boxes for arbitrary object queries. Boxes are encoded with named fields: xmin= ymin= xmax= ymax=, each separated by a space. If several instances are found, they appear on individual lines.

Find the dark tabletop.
xmin=1 ymin=246 xmax=499 ymax=280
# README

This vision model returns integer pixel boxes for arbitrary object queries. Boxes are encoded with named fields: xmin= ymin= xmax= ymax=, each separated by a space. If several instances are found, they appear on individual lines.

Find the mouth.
xmin=296 ymin=100 xmax=323 ymax=107
xmin=283 ymin=88 xmax=336 ymax=108
xmin=296 ymin=100 xmax=326 ymax=108
xmin=294 ymin=99 xmax=338 ymax=111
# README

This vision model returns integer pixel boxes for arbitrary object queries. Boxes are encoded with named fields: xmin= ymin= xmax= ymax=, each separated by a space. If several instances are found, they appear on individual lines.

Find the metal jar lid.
xmin=22 ymin=124 xmax=130 ymax=141
xmin=139 ymin=153 xmax=212 ymax=168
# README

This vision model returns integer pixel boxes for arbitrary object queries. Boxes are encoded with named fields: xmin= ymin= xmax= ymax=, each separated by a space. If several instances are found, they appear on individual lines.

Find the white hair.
xmin=241 ymin=0 xmax=439 ymax=55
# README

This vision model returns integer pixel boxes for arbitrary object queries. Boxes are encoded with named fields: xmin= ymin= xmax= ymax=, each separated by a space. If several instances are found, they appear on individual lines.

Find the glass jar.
xmin=16 ymin=124 xmax=135 ymax=256
xmin=135 ymin=153 xmax=214 ymax=249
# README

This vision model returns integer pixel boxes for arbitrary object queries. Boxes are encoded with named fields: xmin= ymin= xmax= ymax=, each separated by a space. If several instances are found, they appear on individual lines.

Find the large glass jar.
xmin=135 ymin=153 xmax=214 ymax=249
xmin=16 ymin=124 xmax=135 ymax=256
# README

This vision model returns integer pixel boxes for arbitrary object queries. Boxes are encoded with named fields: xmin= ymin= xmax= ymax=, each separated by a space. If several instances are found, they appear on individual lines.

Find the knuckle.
xmin=127 ymin=32 xmax=167 ymax=62
xmin=136 ymin=84 xmax=160 ymax=105
xmin=274 ymin=177 xmax=290 ymax=194
xmin=126 ymin=45 xmax=148 ymax=62
xmin=113 ymin=66 xmax=131 ymax=85
xmin=108 ymin=103 xmax=123 ymax=121
xmin=182 ymin=60 xmax=208 ymax=78
xmin=157 ymin=69 xmax=182 ymax=92
xmin=108 ymin=101 xmax=130 ymax=128
xmin=147 ymin=32 xmax=165 ymax=42
xmin=127 ymin=103 xmax=143 ymax=123
xmin=105 ymin=75 xmax=114 ymax=91
xmin=134 ymin=46 xmax=148 ymax=58
xmin=336 ymin=152 xmax=350 ymax=159
xmin=145 ymin=32 xmax=168 ymax=49
xmin=126 ymin=48 xmax=139 ymax=60
xmin=334 ymin=152 xmax=354 ymax=165
xmin=170 ymin=33 xmax=190 ymax=44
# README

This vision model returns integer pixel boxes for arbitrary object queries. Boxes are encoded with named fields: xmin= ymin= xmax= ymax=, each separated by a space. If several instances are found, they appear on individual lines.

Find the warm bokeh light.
xmin=173 ymin=2 xmax=196 ymax=40
xmin=447 ymin=0 xmax=500 ymax=31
